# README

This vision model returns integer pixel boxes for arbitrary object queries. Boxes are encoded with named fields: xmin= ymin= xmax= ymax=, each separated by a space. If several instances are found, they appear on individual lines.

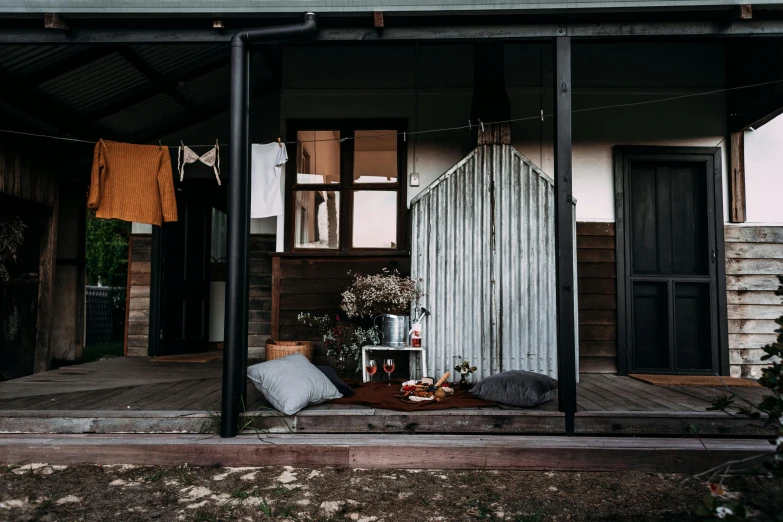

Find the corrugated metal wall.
xmin=411 ymin=145 xmax=577 ymax=380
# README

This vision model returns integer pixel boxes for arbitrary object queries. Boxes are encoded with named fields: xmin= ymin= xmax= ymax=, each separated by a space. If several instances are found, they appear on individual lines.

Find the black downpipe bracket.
xmin=221 ymin=13 xmax=317 ymax=438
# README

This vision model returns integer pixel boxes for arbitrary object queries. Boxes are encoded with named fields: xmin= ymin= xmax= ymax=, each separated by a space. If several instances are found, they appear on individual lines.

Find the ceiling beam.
xmin=6 ymin=21 xmax=783 ymax=44
xmin=117 ymin=47 xmax=200 ymax=115
xmin=87 ymin=53 xmax=229 ymax=124
xmin=0 ymin=65 xmax=116 ymax=141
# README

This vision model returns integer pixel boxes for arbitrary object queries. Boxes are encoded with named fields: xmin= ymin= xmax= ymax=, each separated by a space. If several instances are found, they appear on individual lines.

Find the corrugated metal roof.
xmin=129 ymin=44 xmax=227 ymax=78
xmin=0 ymin=42 xmax=256 ymax=141
xmin=38 ymin=53 xmax=149 ymax=113
xmin=0 ymin=45 xmax=84 ymax=75
xmin=98 ymin=92 xmax=184 ymax=135
xmin=0 ymin=0 xmax=779 ymax=15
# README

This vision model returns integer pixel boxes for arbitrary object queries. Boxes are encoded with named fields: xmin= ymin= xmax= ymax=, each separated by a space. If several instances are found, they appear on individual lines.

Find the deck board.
xmin=0 ymin=358 xmax=772 ymax=436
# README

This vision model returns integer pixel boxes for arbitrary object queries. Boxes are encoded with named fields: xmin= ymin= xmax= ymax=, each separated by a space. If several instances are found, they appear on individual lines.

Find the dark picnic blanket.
xmin=331 ymin=381 xmax=497 ymax=411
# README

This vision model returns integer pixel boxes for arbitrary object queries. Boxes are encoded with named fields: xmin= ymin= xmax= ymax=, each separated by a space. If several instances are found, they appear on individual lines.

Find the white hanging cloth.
xmin=250 ymin=142 xmax=288 ymax=218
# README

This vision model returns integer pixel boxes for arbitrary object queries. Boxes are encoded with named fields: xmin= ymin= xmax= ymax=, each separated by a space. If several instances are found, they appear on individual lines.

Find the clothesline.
xmin=2 ymin=77 xmax=783 ymax=148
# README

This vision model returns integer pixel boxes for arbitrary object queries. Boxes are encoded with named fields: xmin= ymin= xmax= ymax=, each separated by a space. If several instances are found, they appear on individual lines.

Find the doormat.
xmin=629 ymin=374 xmax=761 ymax=388
xmin=151 ymin=352 xmax=223 ymax=363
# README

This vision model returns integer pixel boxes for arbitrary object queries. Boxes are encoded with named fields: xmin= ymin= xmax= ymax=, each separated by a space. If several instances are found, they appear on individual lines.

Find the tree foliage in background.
xmin=85 ymin=210 xmax=130 ymax=287
xmin=85 ymin=211 xmax=130 ymax=342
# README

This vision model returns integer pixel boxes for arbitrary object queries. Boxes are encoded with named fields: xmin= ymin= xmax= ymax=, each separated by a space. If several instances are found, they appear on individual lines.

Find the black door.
xmin=616 ymin=148 xmax=726 ymax=375
xmin=159 ymin=189 xmax=212 ymax=355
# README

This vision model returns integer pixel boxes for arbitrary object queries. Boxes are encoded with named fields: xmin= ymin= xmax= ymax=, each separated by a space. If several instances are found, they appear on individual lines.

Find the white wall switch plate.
xmin=410 ymin=173 xmax=420 ymax=187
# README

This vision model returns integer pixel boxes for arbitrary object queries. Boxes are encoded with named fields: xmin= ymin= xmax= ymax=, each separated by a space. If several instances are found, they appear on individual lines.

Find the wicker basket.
xmin=264 ymin=339 xmax=314 ymax=361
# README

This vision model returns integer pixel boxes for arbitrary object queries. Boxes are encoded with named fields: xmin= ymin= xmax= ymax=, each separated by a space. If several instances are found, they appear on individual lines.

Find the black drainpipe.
xmin=222 ymin=13 xmax=318 ymax=438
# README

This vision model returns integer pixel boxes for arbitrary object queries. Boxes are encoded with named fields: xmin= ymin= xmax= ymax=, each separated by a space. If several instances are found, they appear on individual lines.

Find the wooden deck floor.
xmin=0 ymin=358 xmax=770 ymax=436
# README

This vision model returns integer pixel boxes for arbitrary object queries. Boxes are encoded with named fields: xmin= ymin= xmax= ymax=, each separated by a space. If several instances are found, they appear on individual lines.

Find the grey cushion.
xmin=316 ymin=365 xmax=354 ymax=396
xmin=247 ymin=353 xmax=342 ymax=415
xmin=470 ymin=370 xmax=558 ymax=408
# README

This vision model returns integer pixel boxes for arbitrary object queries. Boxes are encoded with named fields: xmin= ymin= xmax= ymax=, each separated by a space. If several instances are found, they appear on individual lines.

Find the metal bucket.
xmin=376 ymin=314 xmax=410 ymax=347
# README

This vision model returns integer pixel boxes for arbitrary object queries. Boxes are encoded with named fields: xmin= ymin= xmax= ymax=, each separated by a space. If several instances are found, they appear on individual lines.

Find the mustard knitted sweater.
xmin=88 ymin=140 xmax=178 ymax=226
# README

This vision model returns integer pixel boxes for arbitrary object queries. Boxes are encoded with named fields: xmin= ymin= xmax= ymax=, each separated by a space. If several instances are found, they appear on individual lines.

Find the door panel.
xmin=631 ymin=282 xmax=669 ymax=370
xmin=160 ymin=191 xmax=212 ymax=355
xmin=674 ymin=283 xmax=712 ymax=370
xmin=623 ymin=156 xmax=719 ymax=374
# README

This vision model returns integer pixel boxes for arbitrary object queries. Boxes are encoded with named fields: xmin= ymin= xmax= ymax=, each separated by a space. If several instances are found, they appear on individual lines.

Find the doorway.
xmin=614 ymin=147 xmax=728 ymax=375
xmin=150 ymin=181 xmax=222 ymax=356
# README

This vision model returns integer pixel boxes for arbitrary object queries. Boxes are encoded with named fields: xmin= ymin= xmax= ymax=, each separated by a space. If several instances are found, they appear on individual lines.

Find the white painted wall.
xmin=743 ymin=114 xmax=783 ymax=224
xmin=282 ymin=42 xmax=729 ymax=223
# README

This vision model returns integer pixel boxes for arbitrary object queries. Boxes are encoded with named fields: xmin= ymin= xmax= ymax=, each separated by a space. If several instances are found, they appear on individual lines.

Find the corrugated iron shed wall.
xmin=411 ymin=145 xmax=577 ymax=380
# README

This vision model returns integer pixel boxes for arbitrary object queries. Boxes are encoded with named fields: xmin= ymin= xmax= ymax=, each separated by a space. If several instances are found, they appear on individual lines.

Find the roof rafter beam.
xmin=88 ymin=53 xmax=229 ymax=124
xmin=0 ymin=65 xmax=115 ymax=141
xmin=117 ymin=47 xmax=200 ymax=115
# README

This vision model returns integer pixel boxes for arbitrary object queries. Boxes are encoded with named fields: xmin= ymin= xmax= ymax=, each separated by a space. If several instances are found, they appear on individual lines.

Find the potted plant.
xmin=0 ymin=215 xmax=26 ymax=283
xmin=297 ymin=313 xmax=380 ymax=377
xmin=341 ymin=269 xmax=419 ymax=346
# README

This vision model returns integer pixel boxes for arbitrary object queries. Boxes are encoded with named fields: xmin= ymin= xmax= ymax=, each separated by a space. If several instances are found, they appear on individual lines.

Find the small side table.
xmin=361 ymin=345 xmax=427 ymax=383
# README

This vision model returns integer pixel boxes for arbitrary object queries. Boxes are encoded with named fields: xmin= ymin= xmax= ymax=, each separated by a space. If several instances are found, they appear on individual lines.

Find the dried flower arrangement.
xmin=297 ymin=312 xmax=380 ymax=371
xmin=454 ymin=360 xmax=478 ymax=376
xmin=341 ymin=269 xmax=419 ymax=318
xmin=0 ymin=216 xmax=26 ymax=283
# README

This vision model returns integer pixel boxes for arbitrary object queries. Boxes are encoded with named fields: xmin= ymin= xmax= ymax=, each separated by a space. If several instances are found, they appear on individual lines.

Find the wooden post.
xmin=729 ymin=131 xmax=746 ymax=223
xmin=553 ymin=37 xmax=578 ymax=435
xmin=147 ymin=226 xmax=163 ymax=357
xmin=34 ymin=193 xmax=58 ymax=373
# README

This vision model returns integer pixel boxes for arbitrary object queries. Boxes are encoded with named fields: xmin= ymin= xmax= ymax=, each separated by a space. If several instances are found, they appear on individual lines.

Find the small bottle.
xmin=411 ymin=322 xmax=422 ymax=347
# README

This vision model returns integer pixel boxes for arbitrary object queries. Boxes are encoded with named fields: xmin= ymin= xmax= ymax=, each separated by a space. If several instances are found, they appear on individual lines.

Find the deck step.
xmin=0 ymin=434 xmax=772 ymax=472
xmin=0 ymin=409 xmax=771 ymax=437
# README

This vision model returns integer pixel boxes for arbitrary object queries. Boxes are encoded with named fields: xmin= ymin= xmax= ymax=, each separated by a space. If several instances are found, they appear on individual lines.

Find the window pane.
xmin=296 ymin=130 xmax=341 ymax=184
xmin=294 ymin=191 xmax=340 ymax=249
xmin=353 ymin=130 xmax=398 ymax=183
xmin=352 ymin=191 xmax=397 ymax=248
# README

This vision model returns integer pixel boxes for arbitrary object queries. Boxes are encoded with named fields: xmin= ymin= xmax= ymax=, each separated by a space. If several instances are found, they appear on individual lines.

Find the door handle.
xmin=711 ymin=250 xmax=716 ymax=263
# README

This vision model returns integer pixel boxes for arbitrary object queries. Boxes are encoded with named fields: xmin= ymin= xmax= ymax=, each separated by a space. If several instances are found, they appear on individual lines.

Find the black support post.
xmin=221 ymin=14 xmax=317 ymax=438
xmin=553 ymin=36 xmax=578 ymax=435
xmin=222 ymin=41 xmax=250 ymax=439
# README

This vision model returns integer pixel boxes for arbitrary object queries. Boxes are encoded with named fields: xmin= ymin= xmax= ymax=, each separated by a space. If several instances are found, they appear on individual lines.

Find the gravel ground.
xmin=0 ymin=463 xmax=781 ymax=521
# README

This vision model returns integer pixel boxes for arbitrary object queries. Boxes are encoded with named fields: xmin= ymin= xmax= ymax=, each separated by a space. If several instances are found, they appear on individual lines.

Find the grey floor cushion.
xmin=316 ymin=365 xmax=354 ymax=396
xmin=247 ymin=353 xmax=343 ymax=415
xmin=470 ymin=370 xmax=558 ymax=408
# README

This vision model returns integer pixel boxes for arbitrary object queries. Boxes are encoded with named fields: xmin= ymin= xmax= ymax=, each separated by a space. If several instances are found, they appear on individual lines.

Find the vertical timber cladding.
xmin=725 ymin=225 xmax=783 ymax=378
xmin=410 ymin=145 xmax=577 ymax=379
xmin=576 ymin=222 xmax=618 ymax=373
xmin=248 ymin=235 xmax=275 ymax=357
xmin=127 ymin=234 xmax=152 ymax=356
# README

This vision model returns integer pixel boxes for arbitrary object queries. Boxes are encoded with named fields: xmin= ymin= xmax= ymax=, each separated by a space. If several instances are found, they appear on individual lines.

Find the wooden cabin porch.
xmin=0 ymin=357 xmax=769 ymax=437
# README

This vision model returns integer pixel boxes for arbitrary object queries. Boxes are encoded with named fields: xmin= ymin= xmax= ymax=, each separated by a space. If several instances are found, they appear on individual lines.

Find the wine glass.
xmin=383 ymin=358 xmax=395 ymax=386
xmin=365 ymin=359 xmax=377 ymax=386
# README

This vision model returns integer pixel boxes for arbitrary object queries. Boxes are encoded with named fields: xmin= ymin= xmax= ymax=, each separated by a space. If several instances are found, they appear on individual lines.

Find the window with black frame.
xmin=286 ymin=121 xmax=406 ymax=252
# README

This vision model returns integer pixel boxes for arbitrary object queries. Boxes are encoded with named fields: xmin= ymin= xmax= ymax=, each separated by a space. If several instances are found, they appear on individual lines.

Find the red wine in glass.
xmin=383 ymin=358 xmax=395 ymax=386
xmin=366 ymin=359 xmax=377 ymax=386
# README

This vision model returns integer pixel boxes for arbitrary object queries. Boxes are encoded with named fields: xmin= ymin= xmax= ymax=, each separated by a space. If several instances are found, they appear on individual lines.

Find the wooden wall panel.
xmin=248 ymin=235 xmax=274 ymax=357
xmin=724 ymin=225 xmax=783 ymax=379
xmin=0 ymin=144 xmax=57 ymax=207
xmin=126 ymin=235 xmax=151 ymax=357
xmin=576 ymin=222 xmax=618 ymax=374
xmin=272 ymin=255 xmax=411 ymax=361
